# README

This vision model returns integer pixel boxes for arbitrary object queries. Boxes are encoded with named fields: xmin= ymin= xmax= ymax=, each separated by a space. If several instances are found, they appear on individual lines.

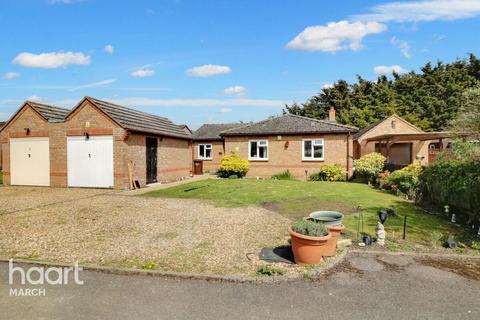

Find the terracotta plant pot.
xmin=324 ymin=224 xmax=345 ymax=257
xmin=288 ymin=226 xmax=331 ymax=265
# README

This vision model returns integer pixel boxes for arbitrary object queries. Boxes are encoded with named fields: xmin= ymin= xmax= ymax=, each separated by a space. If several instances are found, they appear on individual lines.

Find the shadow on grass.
xmin=261 ymin=198 xmax=358 ymax=221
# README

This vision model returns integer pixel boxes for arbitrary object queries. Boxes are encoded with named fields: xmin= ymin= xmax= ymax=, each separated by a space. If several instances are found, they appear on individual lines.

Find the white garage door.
xmin=67 ymin=136 xmax=114 ymax=188
xmin=10 ymin=137 xmax=50 ymax=186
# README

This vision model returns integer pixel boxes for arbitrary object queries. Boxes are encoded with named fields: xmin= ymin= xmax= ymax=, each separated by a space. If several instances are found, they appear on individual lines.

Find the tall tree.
xmin=285 ymin=54 xmax=480 ymax=131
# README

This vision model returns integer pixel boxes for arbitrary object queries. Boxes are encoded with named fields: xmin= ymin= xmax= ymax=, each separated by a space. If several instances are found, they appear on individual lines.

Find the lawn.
xmin=145 ymin=179 xmax=465 ymax=251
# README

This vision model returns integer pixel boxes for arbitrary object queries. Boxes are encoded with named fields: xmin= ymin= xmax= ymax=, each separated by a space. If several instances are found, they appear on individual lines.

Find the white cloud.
xmin=12 ymin=51 xmax=90 ymax=69
xmin=70 ymin=79 xmax=117 ymax=91
xmin=224 ymin=86 xmax=246 ymax=95
xmin=391 ymin=36 xmax=412 ymax=59
xmin=26 ymin=95 xmax=43 ymax=102
xmin=104 ymin=44 xmax=114 ymax=54
xmin=186 ymin=64 xmax=232 ymax=78
xmin=322 ymin=83 xmax=334 ymax=89
xmin=354 ymin=0 xmax=480 ymax=22
xmin=374 ymin=65 xmax=408 ymax=75
xmin=108 ymin=97 xmax=286 ymax=108
xmin=220 ymin=107 xmax=232 ymax=113
xmin=286 ymin=20 xmax=387 ymax=52
xmin=2 ymin=72 xmax=20 ymax=80
xmin=130 ymin=68 xmax=155 ymax=78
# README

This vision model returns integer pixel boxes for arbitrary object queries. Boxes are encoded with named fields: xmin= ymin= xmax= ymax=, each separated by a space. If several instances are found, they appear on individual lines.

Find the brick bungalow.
xmin=0 ymin=97 xmax=192 ymax=189
xmin=192 ymin=123 xmax=245 ymax=173
xmin=220 ymin=110 xmax=358 ymax=180
xmin=353 ymin=114 xmax=456 ymax=169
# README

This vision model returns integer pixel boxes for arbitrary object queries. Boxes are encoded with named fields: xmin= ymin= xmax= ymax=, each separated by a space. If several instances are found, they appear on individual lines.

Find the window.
xmin=303 ymin=139 xmax=324 ymax=160
xmin=198 ymin=144 xmax=212 ymax=159
xmin=249 ymin=140 xmax=268 ymax=160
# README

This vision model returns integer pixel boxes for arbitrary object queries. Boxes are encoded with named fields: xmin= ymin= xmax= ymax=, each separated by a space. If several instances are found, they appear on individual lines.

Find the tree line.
xmin=285 ymin=54 xmax=480 ymax=131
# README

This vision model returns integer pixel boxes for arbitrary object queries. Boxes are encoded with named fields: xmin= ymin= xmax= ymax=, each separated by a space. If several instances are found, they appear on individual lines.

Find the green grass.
xmin=144 ymin=179 xmax=464 ymax=249
xmin=0 ymin=170 xmax=3 ymax=185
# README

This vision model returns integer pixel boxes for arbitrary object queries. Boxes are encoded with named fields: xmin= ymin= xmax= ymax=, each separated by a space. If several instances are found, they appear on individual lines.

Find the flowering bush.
xmin=386 ymin=162 xmax=423 ymax=194
xmin=218 ymin=153 xmax=250 ymax=178
xmin=354 ymin=152 xmax=386 ymax=183
xmin=309 ymin=164 xmax=346 ymax=181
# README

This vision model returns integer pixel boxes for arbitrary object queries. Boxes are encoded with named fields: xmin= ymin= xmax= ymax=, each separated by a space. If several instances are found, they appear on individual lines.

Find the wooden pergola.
xmin=366 ymin=132 xmax=469 ymax=162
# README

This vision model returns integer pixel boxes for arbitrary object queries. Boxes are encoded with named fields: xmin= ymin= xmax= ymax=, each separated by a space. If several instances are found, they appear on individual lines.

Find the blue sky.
xmin=1 ymin=0 xmax=479 ymax=129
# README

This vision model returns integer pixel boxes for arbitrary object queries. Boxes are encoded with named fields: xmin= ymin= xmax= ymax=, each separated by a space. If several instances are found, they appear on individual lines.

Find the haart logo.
xmin=8 ymin=260 xmax=84 ymax=297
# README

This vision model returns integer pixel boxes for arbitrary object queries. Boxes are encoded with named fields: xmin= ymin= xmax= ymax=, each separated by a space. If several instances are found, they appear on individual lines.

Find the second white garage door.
xmin=67 ymin=136 xmax=114 ymax=188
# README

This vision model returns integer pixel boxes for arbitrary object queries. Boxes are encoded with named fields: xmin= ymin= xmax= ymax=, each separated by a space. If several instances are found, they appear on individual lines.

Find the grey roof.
xmin=353 ymin=120 xmax=382 ymax=140
xmin=85 ymin=97 xmax=191 ymax=139
xmin=27 ymin=101 xmax=70 ymax=123
xmin=220 ymin=114 xmax=358 ymax=136
xmin=193 ymin=123 xmax=247 ymax=140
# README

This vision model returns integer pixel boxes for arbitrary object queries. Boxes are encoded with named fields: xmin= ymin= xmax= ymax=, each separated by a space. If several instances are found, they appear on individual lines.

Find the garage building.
xmin=0 ymin=97 xmax=192 ymax=189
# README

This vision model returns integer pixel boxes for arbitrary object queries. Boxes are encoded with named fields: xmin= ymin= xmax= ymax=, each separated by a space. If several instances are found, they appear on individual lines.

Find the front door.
xmin=146 ymin=137 xmax=158 ymax=184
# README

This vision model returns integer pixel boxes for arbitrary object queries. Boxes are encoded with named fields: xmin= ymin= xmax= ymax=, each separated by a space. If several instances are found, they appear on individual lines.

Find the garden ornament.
xmin=451 ymin=214 xmax=456 ymax=223
xmin=376 ymin=222 xmax=386 ymax=246
xmin=444 ymin=239 xmax=457 ymax=249
xmin=362 ymin=234 xmax=372 ymax=245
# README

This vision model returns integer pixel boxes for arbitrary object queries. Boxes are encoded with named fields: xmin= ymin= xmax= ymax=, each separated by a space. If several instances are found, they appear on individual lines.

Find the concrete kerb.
xmin=0 ymin=249 xmax=350 ymax=284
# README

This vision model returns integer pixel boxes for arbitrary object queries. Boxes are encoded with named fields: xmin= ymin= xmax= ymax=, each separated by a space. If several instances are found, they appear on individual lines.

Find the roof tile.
xmin=221 ymin=114 xmax=357 ymax=136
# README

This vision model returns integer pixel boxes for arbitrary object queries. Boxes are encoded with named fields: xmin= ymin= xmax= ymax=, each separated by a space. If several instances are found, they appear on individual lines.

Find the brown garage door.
xmin=375 ymin=143 xmax=412 ymax=166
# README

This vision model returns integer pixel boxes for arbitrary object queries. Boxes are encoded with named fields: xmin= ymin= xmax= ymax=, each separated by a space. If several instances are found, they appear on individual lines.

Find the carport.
xmin=366 ymin=132 xmax=466 ymax=166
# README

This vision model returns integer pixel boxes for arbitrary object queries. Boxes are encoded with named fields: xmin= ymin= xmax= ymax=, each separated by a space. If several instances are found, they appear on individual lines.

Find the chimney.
xmin=328 ymin=106 xmax=336 ymax=122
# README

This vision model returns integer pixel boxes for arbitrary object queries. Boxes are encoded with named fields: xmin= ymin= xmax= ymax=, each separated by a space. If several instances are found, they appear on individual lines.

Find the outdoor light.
xmin=378 ymin=209 xmax=388 ymax=224
xmin=85 ymin=132 xmax=90 ymax=140
xmin=24 ymin=128 xmax=30 ymax=135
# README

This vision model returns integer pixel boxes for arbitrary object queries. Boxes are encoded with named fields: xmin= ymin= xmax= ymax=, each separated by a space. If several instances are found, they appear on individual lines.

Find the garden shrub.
xmin=309 ymin=164 xmax=346 ymax=181
xmin=256 ymin=265 xmax=286 ymax=276
xmin=386 ymin=162 xmax=423 ymax=195
xmin=271 ymin=170 xmax=295 ymax=180
xmin=420 ymin=159 xmax=480 ymax=224
xmin=291 ymin=219 xmax=328 ymax=237
xmin=354 ymin=152 xmax=386 ymax=183
xmin=217 ymin=153 xmax=249 ymax=178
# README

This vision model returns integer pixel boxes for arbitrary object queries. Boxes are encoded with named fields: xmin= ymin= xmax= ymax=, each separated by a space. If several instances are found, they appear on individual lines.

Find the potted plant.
xmin=323 ymin=224 xmax=345 ymax=257
xmin=288 ymin=219 xmax=331 ymax=265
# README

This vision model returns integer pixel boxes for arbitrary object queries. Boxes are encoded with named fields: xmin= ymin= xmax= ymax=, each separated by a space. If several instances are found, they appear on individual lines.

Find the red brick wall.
xmin=224 ymin=133 xmax=353 ymax=180
xmin=158 ymin=137 xmax=192 ymax=182
xmin=193 ymin=140 xmax=224 ymax=173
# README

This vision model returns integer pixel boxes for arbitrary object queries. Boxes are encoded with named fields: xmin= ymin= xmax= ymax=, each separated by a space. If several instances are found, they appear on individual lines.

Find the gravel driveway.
xmin=0 ymin=187 xmax=290 ymax=275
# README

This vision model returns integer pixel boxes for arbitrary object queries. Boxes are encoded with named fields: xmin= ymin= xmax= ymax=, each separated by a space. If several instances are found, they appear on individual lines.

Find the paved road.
xmin=1 ymin=252 xmax=479 ymax=320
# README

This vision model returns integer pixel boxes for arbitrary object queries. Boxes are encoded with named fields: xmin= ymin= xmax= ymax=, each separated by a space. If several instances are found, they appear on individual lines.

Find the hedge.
xmin=420 ymin=159 xmax=480 ymax=224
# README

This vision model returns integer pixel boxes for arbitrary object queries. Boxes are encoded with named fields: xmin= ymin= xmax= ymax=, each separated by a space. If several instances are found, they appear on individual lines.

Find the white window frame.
xmin=248 ymin=139 xmax=269 ymax=161
xmin=198 ymin=144 xmax=213 ymax=160
xmin=302 ymin=139 xmax=324 ymax=161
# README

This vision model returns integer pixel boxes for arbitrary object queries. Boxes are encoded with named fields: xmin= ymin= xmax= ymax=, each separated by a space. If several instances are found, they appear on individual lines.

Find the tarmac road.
xmin=1 ymin=251 xmax=479 ymax=320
